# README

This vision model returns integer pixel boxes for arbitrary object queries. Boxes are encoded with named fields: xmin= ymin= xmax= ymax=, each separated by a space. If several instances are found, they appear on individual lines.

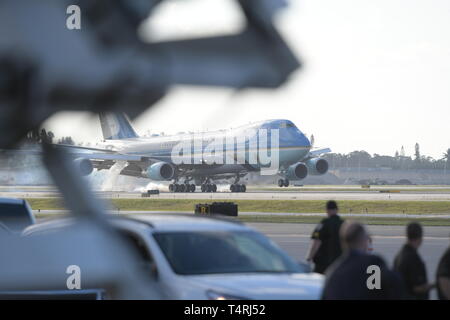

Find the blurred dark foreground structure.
xmin=0 ymin=0 xmax=300 ymax=298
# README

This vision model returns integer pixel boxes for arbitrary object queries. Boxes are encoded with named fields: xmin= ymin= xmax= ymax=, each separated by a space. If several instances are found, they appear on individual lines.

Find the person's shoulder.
xmin=396 ymin=244 xmax=413 ymax=256
xmin=364 ymin=253 xmax=388 ymax=268
xmin=323 ymin=215 xmax=339 ymax=223
xmin=366 ymin=254 xmax=399 ymax=280
xmin=369 ymin=254 xmax=386 ymax=264
xmin=437 ymin=247 xmax=450 ymax=277
xmin=442 ymin=246 xmax=450 ymax=259
xmin=395 ymin=247 xmax=421 ymax=271
xmin=403 ymin=245 xmax=421 ymax=261
xmin=438 ymin=246 xmax=450 ymax=266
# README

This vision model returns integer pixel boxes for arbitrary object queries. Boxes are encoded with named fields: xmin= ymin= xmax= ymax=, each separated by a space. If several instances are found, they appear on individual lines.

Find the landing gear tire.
xmin=230 ymin=184 xmax=246 ymax=192
xmin=201 ymin=183 xmax=217 ymax=193
xmin=284 ymin=179 xmax=289 ymax=187
xmin=278 ymin=179 xmax=289 ymax=187
xmin=170 ymin=182 xmax=196 ymax=193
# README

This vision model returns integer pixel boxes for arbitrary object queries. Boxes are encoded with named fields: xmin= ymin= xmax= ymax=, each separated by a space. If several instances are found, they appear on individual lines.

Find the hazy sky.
xmin=45 ymin=0 xmax=450 ymax=159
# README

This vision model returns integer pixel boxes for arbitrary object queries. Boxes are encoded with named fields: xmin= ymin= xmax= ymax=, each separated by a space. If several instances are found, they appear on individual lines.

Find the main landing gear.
xmin=278 ymin=178 xmax=289 ymax=187
xmin=230 ymin=184 xmax=246 ymax=193
xmin=230 ymin=175 xmax=246 ymax=192
xmin=169 ymin=183 xmax=196 ymax=193
xmin=200 ymin=183 xmax=217 ymax=193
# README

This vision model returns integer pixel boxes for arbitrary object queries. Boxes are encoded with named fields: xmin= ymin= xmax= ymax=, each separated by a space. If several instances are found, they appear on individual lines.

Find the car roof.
xmin=23 ymin=214 xmax=251 ymax=235
xmin=0 ymin=198 xmax=26 ymax=205
xmin=127 ymin=214 xmax=249 ymax=232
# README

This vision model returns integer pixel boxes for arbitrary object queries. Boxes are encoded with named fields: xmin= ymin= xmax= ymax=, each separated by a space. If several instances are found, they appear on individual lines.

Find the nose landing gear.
xmin=278 ymin=179 xmax=289 ymax=187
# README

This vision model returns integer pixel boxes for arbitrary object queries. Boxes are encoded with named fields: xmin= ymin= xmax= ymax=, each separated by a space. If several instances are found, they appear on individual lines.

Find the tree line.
xmin=323 ymin=145 xmax=450 ymax=170
xmin=25 ymin=129 xmax=75 ymax=145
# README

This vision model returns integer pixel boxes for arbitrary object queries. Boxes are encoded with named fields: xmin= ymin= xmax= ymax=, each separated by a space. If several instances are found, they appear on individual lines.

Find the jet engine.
xmin=286 ymin=162 xmax=308 ymax=180
xmin=146 ymin=162 xmax=175 ymax=181
xmin=305 ymin=158 xmax=329 ymax=175
xmin=73 ymin=158 xmax=94 ymax=176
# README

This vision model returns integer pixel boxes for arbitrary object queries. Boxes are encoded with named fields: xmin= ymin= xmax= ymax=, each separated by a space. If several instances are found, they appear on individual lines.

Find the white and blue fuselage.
xmin=100 ymin=120 xmax=310 ymax=174
xmin=71 ymin=114 xmax=329 ymax=191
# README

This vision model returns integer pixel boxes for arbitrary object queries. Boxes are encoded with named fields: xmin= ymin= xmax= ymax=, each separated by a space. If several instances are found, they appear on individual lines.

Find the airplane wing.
xmin=309 ymin=148 xmax=331 ymax=157
xmin=6 ymin=144 xmax=144 ymax=162
xmin=2 ymin=144 xmax=164 ymax=178
xmin=55 ymin=144 xmax=175 ymax=162
xmin=56 ymin=145 xmax=169 ymax=178
xmin=67 ymin=152 xmax=143 ymax=162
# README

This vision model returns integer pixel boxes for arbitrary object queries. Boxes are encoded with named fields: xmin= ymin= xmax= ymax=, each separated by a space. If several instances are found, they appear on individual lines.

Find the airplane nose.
xmin=300 ymin=133 xmax=311 ymax=148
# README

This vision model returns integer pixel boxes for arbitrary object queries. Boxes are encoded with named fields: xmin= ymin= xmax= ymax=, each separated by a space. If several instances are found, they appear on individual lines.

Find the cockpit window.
xmin=279 ymin=122 xmax=295 ymax=129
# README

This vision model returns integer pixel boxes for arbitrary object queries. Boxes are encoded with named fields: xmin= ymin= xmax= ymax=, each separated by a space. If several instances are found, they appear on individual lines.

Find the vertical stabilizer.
xmin=99 ymin=113 xmax=139 ymax=140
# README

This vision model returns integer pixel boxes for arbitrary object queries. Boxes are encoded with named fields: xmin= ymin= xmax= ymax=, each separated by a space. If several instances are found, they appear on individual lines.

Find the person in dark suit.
xmin=306 ymin=200 xmax=344 ymax=274
xmin=322 ymin=221 xmax=403 ymax=300
xmin=436 ymin=235 xmax=450 ymax=300
xmin=393 ymin=222 xmax=434 ymax=299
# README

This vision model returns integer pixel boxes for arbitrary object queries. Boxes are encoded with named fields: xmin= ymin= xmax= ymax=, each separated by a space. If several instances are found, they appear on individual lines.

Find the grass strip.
xmin=27 ymin=198 xmax=450 ymax=215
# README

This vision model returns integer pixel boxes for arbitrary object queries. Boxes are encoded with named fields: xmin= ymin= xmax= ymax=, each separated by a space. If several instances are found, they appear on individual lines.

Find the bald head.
xmin=340 ymin=221 xmax=369 ymax=251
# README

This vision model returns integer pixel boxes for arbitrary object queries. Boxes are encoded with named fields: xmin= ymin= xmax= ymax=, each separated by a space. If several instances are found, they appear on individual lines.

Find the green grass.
xmin=27 ymin=198 xmax=65 ymax=210
xmin=26 ymin=198 xmax=450 ymax=215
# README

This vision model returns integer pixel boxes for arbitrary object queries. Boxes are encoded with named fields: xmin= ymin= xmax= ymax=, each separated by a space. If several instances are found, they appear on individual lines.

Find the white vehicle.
xmin=23 ymin=215 xmax=324 ymax=300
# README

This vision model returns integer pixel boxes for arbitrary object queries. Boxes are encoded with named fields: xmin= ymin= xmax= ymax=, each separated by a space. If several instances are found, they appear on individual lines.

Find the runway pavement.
xmin=2 ymin=185 xmax=450 ymax=201
xmin=116 ymin=190 xmax=450 ymax=201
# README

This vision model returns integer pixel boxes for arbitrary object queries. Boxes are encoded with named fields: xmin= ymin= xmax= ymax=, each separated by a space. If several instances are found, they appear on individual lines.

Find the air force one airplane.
xmin=64 ymin=114 xmax=331 ymax=193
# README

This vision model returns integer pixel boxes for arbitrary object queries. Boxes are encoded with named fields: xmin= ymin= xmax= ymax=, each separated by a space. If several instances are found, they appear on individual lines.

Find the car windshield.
xmin=153 ymin=230 xmax=301 ymax=275
xmin=0 ymin=203 xmax=33 ymax=231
